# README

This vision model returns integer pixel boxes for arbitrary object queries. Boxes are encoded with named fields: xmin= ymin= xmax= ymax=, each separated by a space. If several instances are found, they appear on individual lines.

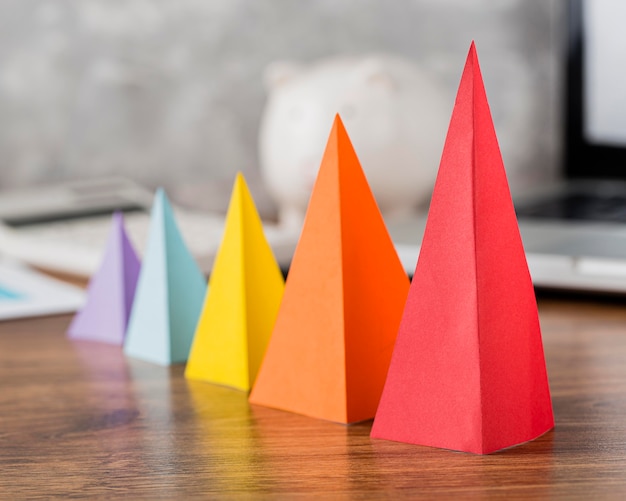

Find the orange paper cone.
xmin=249 ymin=115 xmax=410 ymax=424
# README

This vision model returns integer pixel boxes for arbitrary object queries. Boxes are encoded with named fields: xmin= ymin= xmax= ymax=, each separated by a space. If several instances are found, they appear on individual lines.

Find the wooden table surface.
xmin=2 ymin=297 xmax=626 ymax=499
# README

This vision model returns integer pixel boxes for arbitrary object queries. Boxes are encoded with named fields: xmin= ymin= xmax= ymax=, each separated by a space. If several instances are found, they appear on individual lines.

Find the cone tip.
xmin=234 ymin=171 xmax=246 ymax=186
xmin=112 ymin=210 xmax=124 ymax=225
xmin=154 ymin=187 xmax=171 ymax=206
xmin=233 ymin=171 xmax=250 ymax=195
xmin=333 ymin=113 xmax=345 ymax=130
xmin=469 ymin=40 xmax=477 ymax=60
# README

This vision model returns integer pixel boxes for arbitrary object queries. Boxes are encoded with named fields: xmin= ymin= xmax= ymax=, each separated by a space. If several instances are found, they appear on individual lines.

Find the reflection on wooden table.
xmin=2 ymin=298 xmax=626 ymax=497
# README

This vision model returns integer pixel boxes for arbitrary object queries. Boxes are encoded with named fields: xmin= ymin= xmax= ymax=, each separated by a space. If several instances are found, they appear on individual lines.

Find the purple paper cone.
xmin=68 ymin=212 xmax=141 ymax=345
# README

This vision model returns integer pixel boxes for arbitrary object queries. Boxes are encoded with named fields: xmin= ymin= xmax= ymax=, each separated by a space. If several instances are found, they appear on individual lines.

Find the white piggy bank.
xmin=258 ymin=54 xmax=449 ymax=228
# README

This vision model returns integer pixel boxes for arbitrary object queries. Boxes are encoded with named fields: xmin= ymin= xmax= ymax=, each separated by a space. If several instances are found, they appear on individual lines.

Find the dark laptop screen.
xmin=566 ymin=0 xmax=626 ymax=179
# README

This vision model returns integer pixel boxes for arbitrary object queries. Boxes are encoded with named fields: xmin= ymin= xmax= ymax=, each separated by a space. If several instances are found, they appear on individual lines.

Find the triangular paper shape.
xmin=123 ymin=189 xmax=206 ymax=365
xmin=185 ymin=173 xmax=285 ymax=391
xmin=67 ymin=212 xmax=140 ymax=345
xmin=249 ymin=115 xmax=410 ymax=424
xmin=371 ymin=42 xmax=554 ymax=454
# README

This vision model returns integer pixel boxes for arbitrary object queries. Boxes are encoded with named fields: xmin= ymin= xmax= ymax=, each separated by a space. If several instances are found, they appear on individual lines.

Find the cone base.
xmin=371 ymin=423 xmax=554 ymax=455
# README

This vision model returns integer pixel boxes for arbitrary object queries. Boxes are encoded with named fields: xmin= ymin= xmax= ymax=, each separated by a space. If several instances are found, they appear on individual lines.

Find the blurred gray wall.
xmin=0 ymin=0 xmax=563 ymax=201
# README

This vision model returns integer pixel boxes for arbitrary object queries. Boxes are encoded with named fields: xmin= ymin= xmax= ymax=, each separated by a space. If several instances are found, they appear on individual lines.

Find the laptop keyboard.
xmin=516 ymin=193 xmax=626 ymax=222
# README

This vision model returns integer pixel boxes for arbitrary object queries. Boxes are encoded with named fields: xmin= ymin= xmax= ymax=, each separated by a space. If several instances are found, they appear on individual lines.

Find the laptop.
xmin=390 ymin=0 xmax=626 ymax=293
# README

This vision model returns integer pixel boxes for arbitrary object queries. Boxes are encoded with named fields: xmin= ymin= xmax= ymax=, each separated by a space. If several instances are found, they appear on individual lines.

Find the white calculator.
xmin=0 ymin=178 xmax=297 ymax=277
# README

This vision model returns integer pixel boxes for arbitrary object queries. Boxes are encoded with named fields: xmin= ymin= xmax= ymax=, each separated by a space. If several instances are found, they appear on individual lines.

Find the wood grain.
xmin=2 ymin=298 xmax=626 ymax=498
